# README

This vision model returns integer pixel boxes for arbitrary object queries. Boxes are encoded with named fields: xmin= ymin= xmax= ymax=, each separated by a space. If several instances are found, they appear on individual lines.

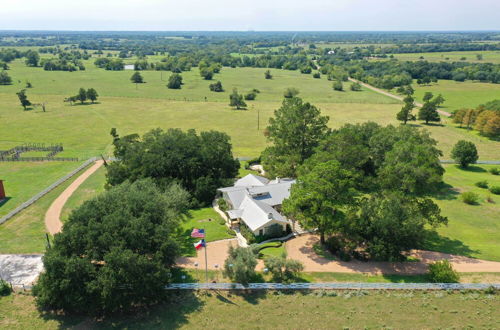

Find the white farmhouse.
xmin=217 ymin=174 xmax=295 ymax=236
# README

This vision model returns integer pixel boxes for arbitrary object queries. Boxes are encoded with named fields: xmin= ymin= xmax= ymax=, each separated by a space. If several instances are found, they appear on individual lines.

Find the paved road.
xmin=348 ymin=77 xmax=452 ymax=117
xmin=44 ymin=160 xmax=104 ymax=235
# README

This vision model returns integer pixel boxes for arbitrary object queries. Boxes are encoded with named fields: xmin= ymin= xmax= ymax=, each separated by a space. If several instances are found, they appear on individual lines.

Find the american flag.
xmin=191 ymin=228 xmax=205 ymax=238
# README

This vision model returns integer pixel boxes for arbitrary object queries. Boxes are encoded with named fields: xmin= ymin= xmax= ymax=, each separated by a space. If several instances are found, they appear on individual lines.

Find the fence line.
xmin=15 ymin=282 xmax=500 ymax=291
xmin=0 ymin=157 xmax=78 ymax=162
xmin=0 ymin=157 xmax=97 ymax=225
xmin=166 ymin=282 xmax=500 ymax=291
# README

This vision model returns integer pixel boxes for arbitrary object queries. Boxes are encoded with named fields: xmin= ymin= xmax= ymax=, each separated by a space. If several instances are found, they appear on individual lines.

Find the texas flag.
xmin=193 ymin=239 xmax=206 ymax=250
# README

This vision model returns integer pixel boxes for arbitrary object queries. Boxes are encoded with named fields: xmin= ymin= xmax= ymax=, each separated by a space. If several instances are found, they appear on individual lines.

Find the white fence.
xmin=166 ymin=282 xmax=500 ymax=290
xmin=0 ymin=157 xmax=97 ymax=225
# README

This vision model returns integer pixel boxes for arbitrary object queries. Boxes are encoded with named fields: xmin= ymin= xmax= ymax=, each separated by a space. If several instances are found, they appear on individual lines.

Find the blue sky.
xmin=0 ymin=0 xmax=499 ymax=31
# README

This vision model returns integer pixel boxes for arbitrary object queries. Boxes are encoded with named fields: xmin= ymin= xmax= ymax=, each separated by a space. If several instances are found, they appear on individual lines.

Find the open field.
xmin=0 ymin=161 xmax=83 ymax=217
xmin=391 ymin=50 xmax=500 ymax=64
xmin=1 ymin=59 xmax=398 ymax=104
xmin=425 ymin=164 xmax=500 ymax=261
xmin=409 ymin=79 xmax=500 ymax=111
xmin=1 ymin=290 xmax=498 ymax=329
xmin=1 ymin=93 xmax=498 ymax=160
xmin=0 ymin=167 xmax=87 ymax=253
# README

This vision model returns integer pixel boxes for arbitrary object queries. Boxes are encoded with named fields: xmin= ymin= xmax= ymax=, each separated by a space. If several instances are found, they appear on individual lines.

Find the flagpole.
xmin=204 ymin=238 xmax=208 ymax=283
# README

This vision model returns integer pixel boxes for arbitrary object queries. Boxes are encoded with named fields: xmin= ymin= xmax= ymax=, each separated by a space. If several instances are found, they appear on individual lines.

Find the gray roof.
xmin=218 ymin=176 xmax=296 ymax=231
xmin=234 ymin=174 xmax=269 ymax=187
xmin=239 ymin=196 xmax=288 ymax=232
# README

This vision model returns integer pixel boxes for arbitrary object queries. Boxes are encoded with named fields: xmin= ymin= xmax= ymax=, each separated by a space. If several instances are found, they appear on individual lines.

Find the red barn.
xmin=0 ymin=180 xmax=5 ymax=200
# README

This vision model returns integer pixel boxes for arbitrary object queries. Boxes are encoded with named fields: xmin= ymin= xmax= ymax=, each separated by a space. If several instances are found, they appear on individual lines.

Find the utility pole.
xmin=257 ymin=107 xmax=260 ymax=130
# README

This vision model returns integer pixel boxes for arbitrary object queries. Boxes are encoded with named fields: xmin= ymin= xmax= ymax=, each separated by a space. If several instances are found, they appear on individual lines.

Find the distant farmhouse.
xmin=218 ymin=174 xmax=295 ymax=236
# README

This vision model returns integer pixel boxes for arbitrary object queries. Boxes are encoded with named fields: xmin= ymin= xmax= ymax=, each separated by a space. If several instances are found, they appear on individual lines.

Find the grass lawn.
xmin=409 ymin=79 xmax=500 ymax=111
xmin=1 ymin=290 xmax=498 ymax=329
xmin=60 ymin=165 xmax=106 ymax=221
xmin=0 ymin=165 xmax=88 ymax=254
xmin=0 ymin=161 xmax=83 ymax=217
xmin=391 ymin=50 xmax=500 ymax=64
xmin=179 ymin=207 xmax=235 ymax=257
xmin=424 ymin=164 xmax=500 ymax=261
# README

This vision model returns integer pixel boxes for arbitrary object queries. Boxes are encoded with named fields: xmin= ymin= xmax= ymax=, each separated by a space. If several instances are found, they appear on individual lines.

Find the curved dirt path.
xmin=286 ymin=234 xmax=500 ymax=274
xmin=45 ymin=160 xmax=104 ymax=235
xmin=348 ymin=77 xmax=452 ymax=117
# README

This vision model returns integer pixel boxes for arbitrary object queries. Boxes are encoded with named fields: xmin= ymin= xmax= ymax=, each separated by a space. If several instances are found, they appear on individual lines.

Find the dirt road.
xmin=286 ymin=234 xmax=500 ymax=274
xmin=348 ymin=77 xmax=452 ymax=117
xmin=44 ymin=160 xmax=104 ymax=235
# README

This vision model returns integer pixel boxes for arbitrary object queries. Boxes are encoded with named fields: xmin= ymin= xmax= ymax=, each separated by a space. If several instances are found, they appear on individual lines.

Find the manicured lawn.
xmin=0 ymin=168 xmax=86 ymax=254
xmin=0 ymin=161 xmax=83 ymax=217
xmin=179 ymin=207 xmax=235 ymax=257
xmin=424 ymin=165 xmax=500 ymax=261
xmin=1 ymin=290 xmax=498 ymax=329
xmin=258 ymin=242 xmax=285 ymax=258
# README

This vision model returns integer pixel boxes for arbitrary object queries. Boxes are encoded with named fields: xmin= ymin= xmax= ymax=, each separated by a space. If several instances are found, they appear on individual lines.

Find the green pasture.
xmin=391 ymin=50 xmax=500 ymax=64
xmin=409 ymin=79 xmax=500 ymax=111
xmin=424 ymin=164 xmax=500 ymax=261
xmin=0 ymin=167 xmax=86 ymax=253
xmin=1 ymin=290 xmax=498 ymax=329
xmin=1 ymin=58 xmax=398 ymax=104
xmin=0 ymin=161 xmax=83 ymax=217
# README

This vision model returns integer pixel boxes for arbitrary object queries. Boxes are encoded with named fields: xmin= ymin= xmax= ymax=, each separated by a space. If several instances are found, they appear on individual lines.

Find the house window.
xmin=259 ymin=229 xmax=264 ymax=236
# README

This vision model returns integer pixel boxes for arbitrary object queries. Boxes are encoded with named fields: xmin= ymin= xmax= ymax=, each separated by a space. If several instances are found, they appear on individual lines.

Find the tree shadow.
xmin=39 ymin=291 xmax=204 ymax=329
xmin=380 ymin=274 xmax=428 ymax=283
xmin=0 ymin=196 xmax=12 ymax=208
xmin=433 ymin=182 xmax=460 ymax=201
xmin=422 ymin=230 xmax=479 ymax=258
xmin=459 ymin=165 xmax=487 ymax=173
xmin=231 ymin=289 xmax=267 ymax=305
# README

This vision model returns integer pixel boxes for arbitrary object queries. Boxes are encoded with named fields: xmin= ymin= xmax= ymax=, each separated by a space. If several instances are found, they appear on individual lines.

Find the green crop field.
xmin=391 ymin=50 xmax=500 ymax=64
xmin=1 ymin=291 xmax=498 ymax=329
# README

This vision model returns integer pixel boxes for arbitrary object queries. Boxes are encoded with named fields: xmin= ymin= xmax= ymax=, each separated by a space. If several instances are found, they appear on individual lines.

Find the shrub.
xmin=0 ymin=279 xmax=12 ymax=296
xmin=350 ymin=82 xmax=362 ymax=91
xmin=475 ymin=180 xmax=488 ymax=189
xmin=461 ymin=191 xmax=479 ymax=204
xmin=489 ymin=167 xmax=499 ymax=175
xmin=217 ymin=198 xmax=229 ymax=212
xmin=312 ymin=72 xmax=321 ymax=79
xmin=265 ymin=223 xmax=285 ymax=239
xmin=300 ymin=66 xmax=312 ymax=74
xmin=427 ymin=260 xmax=460 ymax=283
xmin=223 ymin=245 xmax=257 ymax=284
xmin=332 ymin=80 xmax=343 ymax=91
xmin=283 ymin=87 xmax=299 ymax=98
xmin=209 ymin=81 xmax=224 ymax=92
xmin=167 ymin=73 xmax=182 ymax=89
xmin=244 ymin=92 xmax=256 ymax=100
xmin=264 ymin=253 xmax=304 ymax=283
xmin=489 ymin=186 xmax=500 ymax=195
xmin=239 ymin=224 xmax=256 ymax=244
